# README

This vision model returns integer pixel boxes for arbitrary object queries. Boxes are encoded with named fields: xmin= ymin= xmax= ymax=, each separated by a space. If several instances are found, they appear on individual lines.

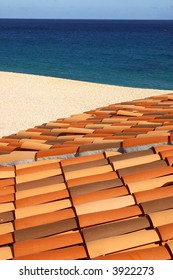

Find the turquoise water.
xmin=0 ymin=19 xmax=173 ymax=89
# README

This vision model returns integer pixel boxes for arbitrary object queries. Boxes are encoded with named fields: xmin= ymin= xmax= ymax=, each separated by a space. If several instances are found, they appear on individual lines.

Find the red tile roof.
xmin=1 ymin=93 xmax=173 ymax=260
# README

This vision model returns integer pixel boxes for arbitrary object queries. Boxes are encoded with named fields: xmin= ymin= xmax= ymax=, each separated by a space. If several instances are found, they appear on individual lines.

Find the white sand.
xmin=0 ymin=71 xmax=172 ymax=138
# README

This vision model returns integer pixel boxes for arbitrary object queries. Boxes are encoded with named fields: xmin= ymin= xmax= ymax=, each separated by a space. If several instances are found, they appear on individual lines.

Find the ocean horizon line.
xmin=0 ymin=18 xmax=173 ymax=21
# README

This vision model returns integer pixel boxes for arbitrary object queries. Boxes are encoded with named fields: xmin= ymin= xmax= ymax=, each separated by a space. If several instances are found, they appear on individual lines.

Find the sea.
xmin=0 ymin=19 xmax=173 ymax=89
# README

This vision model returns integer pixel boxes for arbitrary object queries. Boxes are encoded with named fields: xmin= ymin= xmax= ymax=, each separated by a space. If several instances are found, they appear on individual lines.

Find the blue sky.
xmin=0 ymin=0 xmax=173 ymax=19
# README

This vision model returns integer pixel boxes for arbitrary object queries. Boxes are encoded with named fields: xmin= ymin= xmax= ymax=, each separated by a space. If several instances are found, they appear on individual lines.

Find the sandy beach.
xmin=0 ymin=71 xmax=172 ymax=138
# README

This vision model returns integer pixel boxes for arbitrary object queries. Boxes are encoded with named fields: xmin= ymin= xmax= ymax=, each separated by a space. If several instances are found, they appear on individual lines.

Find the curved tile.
xmin=15 ymin=199 xmax=72 ymax=219
xmin=75 ymin=195 xmax=135 ymax=215
xmin=94 ymin=245 xmax=171 ymax=260
xmin=87 ymin=229 xmax=159 ymax=258
xmin=14 ymin=245 xmax=87 ymax=260
xmin=157 ymin=223 xmax=173 ymax=242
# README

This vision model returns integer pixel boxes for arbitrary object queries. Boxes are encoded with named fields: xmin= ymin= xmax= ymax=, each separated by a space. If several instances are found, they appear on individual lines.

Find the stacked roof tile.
xmin=1 ymin=93 xmax=173 ymax=260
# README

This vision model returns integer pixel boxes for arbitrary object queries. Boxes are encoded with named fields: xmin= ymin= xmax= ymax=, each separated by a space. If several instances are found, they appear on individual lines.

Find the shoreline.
xmin=1 ymin=69 xmax=173 ymax=91
xmin=1 ymin=69 xmax=172 ymax=91
xmin=0 ymin=71 xmax=172 ymax=138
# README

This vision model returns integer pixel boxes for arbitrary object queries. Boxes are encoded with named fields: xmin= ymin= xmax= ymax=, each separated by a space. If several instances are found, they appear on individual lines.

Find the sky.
xmin=0 ymin=0 xmax=173 ymax=20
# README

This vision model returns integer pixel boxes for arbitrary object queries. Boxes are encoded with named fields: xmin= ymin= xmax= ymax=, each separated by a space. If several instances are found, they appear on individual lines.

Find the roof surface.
xmin=1 ymin=93 xmax=173 ymax=260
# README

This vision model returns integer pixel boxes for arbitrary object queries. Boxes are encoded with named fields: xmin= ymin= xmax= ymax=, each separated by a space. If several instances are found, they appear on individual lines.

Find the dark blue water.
xmin=0 ymin=19 xmax=173 ymax=89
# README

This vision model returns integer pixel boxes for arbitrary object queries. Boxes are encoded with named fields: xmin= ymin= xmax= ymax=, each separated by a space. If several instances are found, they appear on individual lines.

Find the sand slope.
xmin=0 ymin=71 xmax=172 ymax=137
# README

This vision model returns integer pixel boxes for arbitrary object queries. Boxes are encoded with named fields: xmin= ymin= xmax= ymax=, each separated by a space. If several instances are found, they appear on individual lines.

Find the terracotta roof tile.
xmin=0 ymin=184 xmax=15 ymax=198
xmin=72 ymin=186 xmax=128 ymax=205
xmin=16 ymin=161 xmax=60 ymax=176
xmin=67 ymin=171 xmax=118 ymax=188
xmin=149 ymin=209 xmax=173 ymax=227
xmin=0 ymin=167 xmax=15 ymax=179
xmin=123 ymin=166 xmax=173 ymax=184
xmin=83 ymin=216 xmax=150 ymax=242
xmin=0 ymin=246 xmax=13 ymax=260
xmin=0 ymin=151 xmax=36 ymax=164
xmin=75 ymin=195 xmax=135 ymax=215
xmin=62 ymin=158 xmax=108 ymax=172
xmin=123 ymin=136 xmax=168 ymax=148
xmin=13 ymin=231 xmax=83 ymax=258
xmin=15 ymin=175 xmax=64 ymax=192
xmin=14 ymin=218 xmax=77 ymax=242
xmin=109 ymin=149 xmax=154 ymax=162
xmin=166 ymin=241 xmax=173 ymax=257
xmin=0 ymin=222 xmax=14 ymax=235
xmin=0 ymin=202 xmax=15 ymax=213
xmin=15 ymin=199 xmax=72 ymax=219
xmin=61 ymin=153 xmax=105 ymax=166
xmin=87 ymin=229 xmax=159 ymax=259
xmin=69 ymin=178 xmax=123 ymax=197
xmin=36 ymin=146 xmax=79 ymax=158
xmin=127 ymin=174 xmax=173 ymax=193
xmin=14 ymin=245 xmax=87 ymax=260
xmin=20 ymin=141 xmax=52 ymax=151
xmin=65 ymin=165 xmax=113 ymax=181
xmin=79 ymin=205 xmax=142 ymax=228
xmin=154 ymin=145 xmax=173 ymax=153
xmin=113 ymin=154 xmax=160 ymax=170
xmin=14 ymin=208 xmax=75 ymax=230
xmin=15 ymin=189 xmax=69 ymax=208
xmin=160 ymin=149 xmax=173 ymax=159
xmin=94 ymin=245 xmax=171 ymax=260
xmin=157 ymin=223 xmax=173 ymax=242
xmin=0 ymin=211 xmax=15 ymax=224
xmin=141 ymin=196 xmax=173 ymax=214
xmin=0 ymin=233 xmax=13 ymax=246
xmin=16 ymin=168 xmax=62 ymax=184
xmin=0 ymin=193 xmax=15 ymax=203
xmin=134 ymin=185 xmax=173 ymax=203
